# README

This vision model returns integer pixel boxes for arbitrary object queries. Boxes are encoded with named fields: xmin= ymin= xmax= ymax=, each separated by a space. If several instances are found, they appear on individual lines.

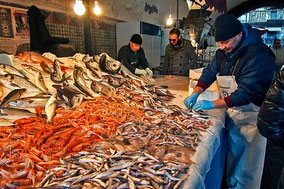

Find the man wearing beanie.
xmin=163 ymin=28 xmax=197 ymax=76
xmin=118 ymin=34 xmax=153 ymax=76
xmin=184 ymin=14 xmax=276 ymax=188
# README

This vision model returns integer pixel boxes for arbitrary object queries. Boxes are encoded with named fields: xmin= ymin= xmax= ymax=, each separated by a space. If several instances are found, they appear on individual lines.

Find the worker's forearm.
xmin=213 ymin=98 xmax=228 ymax=108
xmin=193 ymin=86 xmax=204 ymax=94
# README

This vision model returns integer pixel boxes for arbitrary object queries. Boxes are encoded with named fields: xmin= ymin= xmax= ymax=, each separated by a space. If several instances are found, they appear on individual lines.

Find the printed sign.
xmin=13 ymin=10 xmax=29 ymax=37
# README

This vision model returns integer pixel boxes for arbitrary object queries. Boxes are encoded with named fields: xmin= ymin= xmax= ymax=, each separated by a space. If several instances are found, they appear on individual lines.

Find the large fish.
xmin=73 ymin=66 xmax=100 ymax=98
xmin=45 ymin=94 xmax=57 ymax=123
xmin=85 ymin=61 xmax=103 ymax=78
xmin=0 ymin=107 xmax=36 ymax=120
xmin=98 ymin=53 xmax=121 ymax=74
xmin=0 ymin=88 xmax=27 ymax=107
xmin=8 ymin=96 xmax=49 ymax=108
xmin=50 ymin=59 xmax=69 ymax=83
xmin=20 ymin=63 xmax=50 ymax=78
xmin=0 ymin=74 xmax=42 ymax=94
xmin=0 ymin=63 xmax=25 ymax=77
xmin=91 ymin=81 xmax=114 ymax=97
xmin=53 ymin=84 xmax=84 ymax=108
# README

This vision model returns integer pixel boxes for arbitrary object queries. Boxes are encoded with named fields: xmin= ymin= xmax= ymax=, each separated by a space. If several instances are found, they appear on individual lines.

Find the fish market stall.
xmin=0 ymin=52 xmax=225 ymax=188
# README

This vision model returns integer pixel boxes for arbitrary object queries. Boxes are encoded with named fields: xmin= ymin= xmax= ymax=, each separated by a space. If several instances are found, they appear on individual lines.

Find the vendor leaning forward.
xmin=184 ymin=14 xmax=276 ymax=188
xmin=118 ymin=34 xmax=153 ymax=76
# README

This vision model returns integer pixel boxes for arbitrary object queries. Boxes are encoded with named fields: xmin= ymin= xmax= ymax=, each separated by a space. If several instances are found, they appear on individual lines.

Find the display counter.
xmin=150 ymin=75 xmax=226 ymax=189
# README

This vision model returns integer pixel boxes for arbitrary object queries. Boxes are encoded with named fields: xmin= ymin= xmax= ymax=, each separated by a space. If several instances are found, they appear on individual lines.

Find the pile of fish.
xmin=40 ymin=149 xmax=190 ymax=189
xmin=0 ymin=52 xmax=174 ymax=123
xmin=0 ymin=52 xmax=213 ymax=188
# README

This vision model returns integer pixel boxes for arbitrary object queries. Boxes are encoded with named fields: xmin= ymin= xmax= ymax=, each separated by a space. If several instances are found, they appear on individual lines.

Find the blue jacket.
xmin=197 ymin=24 xmax=276 ymax=107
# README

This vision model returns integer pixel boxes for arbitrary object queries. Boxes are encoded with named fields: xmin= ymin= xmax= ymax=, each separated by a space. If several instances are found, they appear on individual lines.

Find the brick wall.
xmin=0 ymin=1 xmax=117 ymax=57
xmin=91 ymin=20 xmax=116 ymax=58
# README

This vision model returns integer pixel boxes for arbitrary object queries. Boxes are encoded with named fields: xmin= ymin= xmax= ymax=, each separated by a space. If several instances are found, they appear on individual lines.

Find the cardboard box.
xmin=188 ymin=68 xmax=220 ymax=101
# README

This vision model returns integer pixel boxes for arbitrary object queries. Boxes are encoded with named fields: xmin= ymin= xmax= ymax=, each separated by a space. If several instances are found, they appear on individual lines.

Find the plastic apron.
xmin=216 ymin=62 xmax=266 ymax=189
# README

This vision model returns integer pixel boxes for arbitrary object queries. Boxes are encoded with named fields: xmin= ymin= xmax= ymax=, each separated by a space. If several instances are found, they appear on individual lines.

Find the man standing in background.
xmin=163 ymin=28 xmax=197 ymax=76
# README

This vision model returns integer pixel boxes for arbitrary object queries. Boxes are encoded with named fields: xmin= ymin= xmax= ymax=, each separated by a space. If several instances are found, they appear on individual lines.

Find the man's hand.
xmin=145 ymin=68 xmax=153 ymax=76
xmin=184 ymin=93 xmax=199 ymax=109
xmin=135 ymin=68 xmax=147 ymax=76
xmin=193 ymin=100 xmax=215 ymax=111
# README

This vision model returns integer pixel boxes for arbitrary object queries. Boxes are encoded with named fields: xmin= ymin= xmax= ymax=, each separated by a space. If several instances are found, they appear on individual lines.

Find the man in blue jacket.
xmin=184 ymin=14 xmax=276 ymax=188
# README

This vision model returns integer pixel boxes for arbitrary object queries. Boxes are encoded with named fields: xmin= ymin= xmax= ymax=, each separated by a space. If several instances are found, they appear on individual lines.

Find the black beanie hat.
xmin=214 ymin=14 xmax=243 ymax=42
xmin=130 ymin=34 xmax=142 ymax=45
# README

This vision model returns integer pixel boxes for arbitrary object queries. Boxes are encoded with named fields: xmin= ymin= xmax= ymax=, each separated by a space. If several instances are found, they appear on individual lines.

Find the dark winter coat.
xmin=117 ymin=44 xmax=149 ymax=74
xmin=196 ymin=24 xmax=276 ymax=107
xmin=163 ymin=38 xmax=197 ymax=76
xmin=27 ymin=5 xmax=56 ymax=54
xmin=257 ymin=68 xmax=284 ymax=147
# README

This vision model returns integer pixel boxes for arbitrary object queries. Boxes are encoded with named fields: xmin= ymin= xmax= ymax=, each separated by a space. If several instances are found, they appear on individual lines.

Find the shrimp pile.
xmin=0 ymin=96 xmax=146 ymax=187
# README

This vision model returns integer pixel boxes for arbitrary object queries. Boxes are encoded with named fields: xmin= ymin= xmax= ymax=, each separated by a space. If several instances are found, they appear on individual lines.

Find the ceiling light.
xmin=93 ymin=1 xmax=102 ymax=15
xmin=74 ymin=0 xmax=86 ymax=16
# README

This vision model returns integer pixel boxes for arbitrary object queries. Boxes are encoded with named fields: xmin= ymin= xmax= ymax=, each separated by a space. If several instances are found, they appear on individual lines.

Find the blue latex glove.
xmin=184 ymin=93 xmax=199 ymax=109
xmin=193 ymin=100 xmax=215 ymax=111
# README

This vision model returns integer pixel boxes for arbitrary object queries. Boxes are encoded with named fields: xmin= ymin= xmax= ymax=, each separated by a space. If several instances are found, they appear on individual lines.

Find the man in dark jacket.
xmin=163 ymin=28 xmax=197 ymax=76
xmin=257 ymin=66 xmax=284 ymax=189
xmin=118 ymin=34 xmax=153 ymax=76
xmin=184 ymin=14 xmax=276 ymax=188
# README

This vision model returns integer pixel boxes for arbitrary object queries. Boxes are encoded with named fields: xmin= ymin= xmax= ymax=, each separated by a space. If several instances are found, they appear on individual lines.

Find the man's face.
xmin=169 ymin=34 xmax=180 ymax=46
xmin=216 ymin=32 xmax=242 ymax=53
xmin=130 ymin=42 xmax=141 ymax=52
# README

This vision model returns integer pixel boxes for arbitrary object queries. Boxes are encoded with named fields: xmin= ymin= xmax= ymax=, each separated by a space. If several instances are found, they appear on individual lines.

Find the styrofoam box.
xmin=189 ymin=68 xmax=220 ymax=101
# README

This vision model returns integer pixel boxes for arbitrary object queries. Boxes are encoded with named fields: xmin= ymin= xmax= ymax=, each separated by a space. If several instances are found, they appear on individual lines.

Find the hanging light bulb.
xmin=74 ymin=0 xmax=86 ymax=16
xmin=166 ymin=14 xmax=173 ymax=26
xmin=93 ymin=1 xmax=102 ymax=15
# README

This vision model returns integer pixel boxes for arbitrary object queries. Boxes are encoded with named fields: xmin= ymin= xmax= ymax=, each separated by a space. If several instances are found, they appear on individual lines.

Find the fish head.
xmin=99 ymin=53 xmax=121 ymax=74
xmin=3 ymin=74 xmax=14 ymax=83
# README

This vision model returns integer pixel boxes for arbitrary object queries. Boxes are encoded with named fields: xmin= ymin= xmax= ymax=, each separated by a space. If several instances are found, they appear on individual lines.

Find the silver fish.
xmin=0 ymin=63 xmax=25 ymax=77
xmin=0 ymin=107 xmax=36 ymax=120
xmin=20 ymin=63 xmax=49 ymax=78
xmin=0 ymin=88 xmax=26 ymax=107
xmin=0 ymin=74 xmax=42 ymax=94
xmin=73 ymin=66 xmax=100 ymax=98
xmin=8 ymin=96 xmax=49 ymax=108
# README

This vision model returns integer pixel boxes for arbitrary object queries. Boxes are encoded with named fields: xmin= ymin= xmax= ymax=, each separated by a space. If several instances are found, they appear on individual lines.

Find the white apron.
xmin=216 ymin=64 xmax=266 ymax=189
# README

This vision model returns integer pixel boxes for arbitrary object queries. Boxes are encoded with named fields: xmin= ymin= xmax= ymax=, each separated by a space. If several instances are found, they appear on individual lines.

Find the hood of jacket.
xmin=227 ymin=24 xmax=262 ymax=59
